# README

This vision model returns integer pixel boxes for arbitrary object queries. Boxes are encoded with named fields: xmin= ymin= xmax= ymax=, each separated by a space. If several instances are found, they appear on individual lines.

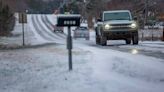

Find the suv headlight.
xmin=130 ymin=23 xmax=137 ymax=28
xmin=105 ymin=24 xmax=112 ymax=30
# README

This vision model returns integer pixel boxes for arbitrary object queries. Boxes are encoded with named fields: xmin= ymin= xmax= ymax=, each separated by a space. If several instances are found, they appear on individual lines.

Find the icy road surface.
xmin=0 ymin=44 xmax=164 ymax=92
xmin=0 ymin=14 xmax=164 ymax=92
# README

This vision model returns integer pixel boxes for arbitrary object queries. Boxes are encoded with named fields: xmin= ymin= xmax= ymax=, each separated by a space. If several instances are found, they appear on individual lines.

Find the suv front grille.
xmin=110 ymin=24 xmax=131 ymax=30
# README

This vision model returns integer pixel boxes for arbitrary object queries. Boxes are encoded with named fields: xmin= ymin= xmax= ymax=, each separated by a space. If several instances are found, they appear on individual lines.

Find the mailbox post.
xmin=19 ymin=13 xmax=27 ymax=46
xmin=57 ymin=15 xmax=80 ymax=71
xmin=67 ymin=26 xmax=72 ymax=70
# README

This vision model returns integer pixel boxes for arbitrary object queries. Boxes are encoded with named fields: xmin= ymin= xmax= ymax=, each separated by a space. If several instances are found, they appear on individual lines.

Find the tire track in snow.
xmin=36 ymin=15 xmax=62 ymax=40
xmin=43 ymin=15 xmax=67 ymax=38
xmin=43 ymin=15 xmax=67 ymax=39
xmin=34 ymin=15 xmax=57 ymax=41
xmin=31 ymin=15 xmax=54 ymax=41
xmin=41 ymin=15 xmax=66 ymax=39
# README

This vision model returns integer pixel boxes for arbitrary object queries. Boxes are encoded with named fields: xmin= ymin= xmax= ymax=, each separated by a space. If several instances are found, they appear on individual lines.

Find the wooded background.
xmin=1 ymin=0 xmax=164 ymax=32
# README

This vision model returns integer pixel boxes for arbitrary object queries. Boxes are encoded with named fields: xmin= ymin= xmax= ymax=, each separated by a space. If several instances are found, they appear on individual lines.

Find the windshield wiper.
xmin=105 ymin=19 xmax=129 ymax=21
xmin=114 ymin=18 xmax=129 ymax=20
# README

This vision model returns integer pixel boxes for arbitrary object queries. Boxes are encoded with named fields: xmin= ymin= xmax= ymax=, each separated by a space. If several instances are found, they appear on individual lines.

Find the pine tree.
xmin=0 ymin=1 xmax=15 ymax=36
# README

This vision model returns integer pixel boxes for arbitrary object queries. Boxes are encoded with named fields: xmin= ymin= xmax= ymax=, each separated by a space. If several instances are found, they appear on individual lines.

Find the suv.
xmin=73 ymin=26 xmax=89 ymax=40
xmin=95 ymin=10 xmax=139 ymax=45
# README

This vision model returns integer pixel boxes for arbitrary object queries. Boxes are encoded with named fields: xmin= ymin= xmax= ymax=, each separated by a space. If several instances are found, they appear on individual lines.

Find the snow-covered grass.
xmin=0 ymin=43 xmax=164 ymax=92
xmin=139 ymin=28 xmax=163 ymax=41
xmin=0 ymin=45 xmax=93 ymax=92
xmin=0 ymin=14 xmax=50 ymax=48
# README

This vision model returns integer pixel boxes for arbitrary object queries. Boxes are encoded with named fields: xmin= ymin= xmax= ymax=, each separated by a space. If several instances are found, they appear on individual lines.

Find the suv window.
xmin=103 ymin=12 xmax=131 ymax=21
xmin=78 ymin=27 xmax=87 ymax=30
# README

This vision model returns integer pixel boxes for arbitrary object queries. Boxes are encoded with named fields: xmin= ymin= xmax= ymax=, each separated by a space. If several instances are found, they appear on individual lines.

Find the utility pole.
xmin=144 ymin=0 xmax=148 ymax=27
xmin=163 ymin=25 xmax=164 ymax=41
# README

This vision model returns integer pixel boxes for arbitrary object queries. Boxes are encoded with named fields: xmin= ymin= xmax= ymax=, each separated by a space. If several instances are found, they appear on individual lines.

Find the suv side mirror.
xmin=97 ymin=19 xmax=102 ymax=22
xmin=134 ymin=16 xmax=137 ymax=20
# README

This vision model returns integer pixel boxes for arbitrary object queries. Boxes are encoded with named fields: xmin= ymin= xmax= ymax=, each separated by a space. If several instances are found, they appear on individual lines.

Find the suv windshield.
xmin=78 ymin=27 xmax=87 ymax=30
xmin=104 ymin=12 xmax=131 ymax=21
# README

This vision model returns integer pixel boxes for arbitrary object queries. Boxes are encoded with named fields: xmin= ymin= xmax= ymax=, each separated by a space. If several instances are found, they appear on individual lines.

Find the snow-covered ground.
xmin=139 ymin=28 xmax=163 ymax=41
xmin=0 ymin=14 xmax=164 ymax=92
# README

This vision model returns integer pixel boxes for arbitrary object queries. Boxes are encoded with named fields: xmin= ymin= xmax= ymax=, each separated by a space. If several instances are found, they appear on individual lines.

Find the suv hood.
xmin=104 ymin=20 xmax=134 ymax=25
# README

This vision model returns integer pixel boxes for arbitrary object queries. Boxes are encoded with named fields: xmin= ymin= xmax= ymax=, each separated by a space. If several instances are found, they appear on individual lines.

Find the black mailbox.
xmin=57 ymin=15 xmax=81 ymax=27
xmin=56 ymin=15 xmax=81 ymax=71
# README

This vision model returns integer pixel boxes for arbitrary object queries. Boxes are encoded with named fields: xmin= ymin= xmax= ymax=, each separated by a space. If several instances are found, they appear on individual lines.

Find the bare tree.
xmin=84 ymin=0 xmax=111 ymax=28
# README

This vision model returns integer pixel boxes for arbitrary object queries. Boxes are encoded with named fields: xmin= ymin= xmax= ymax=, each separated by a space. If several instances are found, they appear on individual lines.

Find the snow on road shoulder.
xmin=0 ymin=14 xmax=54 ymax=48
xmin=119 ymin=41 xmax=164 ymax=53
xmin=1 ymin=40 xmax=164 ymax=92
xmin=140 ymin=41 xmax=164 ymax=48
xmin=0 ymin=45 xmax=94 ymax=92
xmin=0 ymin=14 xmax=44 ymax=47
xmin=79 ymin=45 xmax=164 ymax=92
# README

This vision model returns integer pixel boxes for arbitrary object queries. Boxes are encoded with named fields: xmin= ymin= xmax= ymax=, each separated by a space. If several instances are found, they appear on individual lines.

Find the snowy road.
xmin=85 ymin=41 xmax=164 ymax=60
xmin=0 ymin=14 xmax=164 ymax=92
xmin=32 ymin=14 xmax=164 ymax=59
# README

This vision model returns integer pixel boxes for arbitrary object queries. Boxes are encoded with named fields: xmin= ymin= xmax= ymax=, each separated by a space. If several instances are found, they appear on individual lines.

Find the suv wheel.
xmin=100 ymin=36 xmax=107 ymax=46
xmin=96 ymin=36 xmax=100 ymax=44
xmin=132 ymin=33 xmax=139 ymax=45
xmin=126 ymin=38 xmax=131 ymax=44
xmin=86 ymin=37 xmax=90 ymax=40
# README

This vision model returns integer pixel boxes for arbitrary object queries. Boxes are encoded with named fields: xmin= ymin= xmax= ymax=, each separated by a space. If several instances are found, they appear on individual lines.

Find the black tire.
xmin=100 ymin=36 xmax=107 ymax=46
xmin=132 ymin=32 xmax=139 ymax=45
xmin=74 ymin=36 xmax=77 ymax=39
xmin=96 ymin=36 xmax=100 ymax=44
xmin=126 ymin=38 xmax=131 ymax=44
xmin=86 ymin=37 xmax=90 ymax=40
xmin=60 ymin=30 xmax=64 ymax=33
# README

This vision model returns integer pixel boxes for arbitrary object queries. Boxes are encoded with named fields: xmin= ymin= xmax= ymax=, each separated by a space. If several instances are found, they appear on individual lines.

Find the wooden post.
xmin=19 ymin=13 xmax=27 ymax=46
